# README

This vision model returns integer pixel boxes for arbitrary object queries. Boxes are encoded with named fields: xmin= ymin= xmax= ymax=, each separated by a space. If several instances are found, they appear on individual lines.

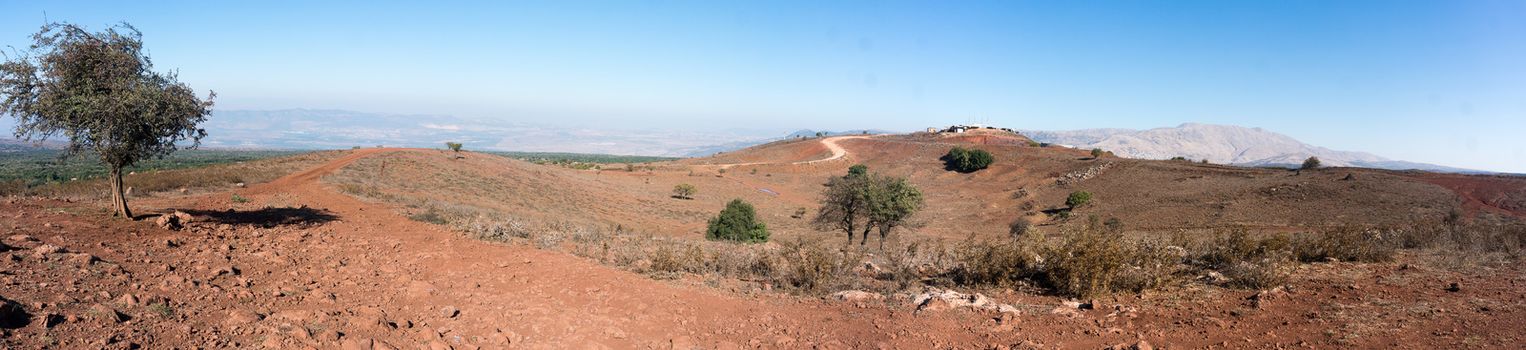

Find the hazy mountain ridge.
xmin=1022 ymin=123 xmax=1481 ymax=173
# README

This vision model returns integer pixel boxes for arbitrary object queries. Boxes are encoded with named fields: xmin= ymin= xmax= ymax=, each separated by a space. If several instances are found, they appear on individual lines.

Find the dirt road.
xmin=715 ymin=135 xmax=869 ymax=168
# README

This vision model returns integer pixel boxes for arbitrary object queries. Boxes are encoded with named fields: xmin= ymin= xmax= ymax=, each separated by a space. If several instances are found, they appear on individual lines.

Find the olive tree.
xmin=0 ymin=23 xmax=214 ymax=219
xmin=862 ymin=174 xmax=923 ymax=248
xmin=814 ymin=165 xmax=924 ymax=247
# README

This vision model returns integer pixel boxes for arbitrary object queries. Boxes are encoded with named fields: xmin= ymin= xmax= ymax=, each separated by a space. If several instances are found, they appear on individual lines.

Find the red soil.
xmin=1 ymin=139 xmax=1523 ymax=348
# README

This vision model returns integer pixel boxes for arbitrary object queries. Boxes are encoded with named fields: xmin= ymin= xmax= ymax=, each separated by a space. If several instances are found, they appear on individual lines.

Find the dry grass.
xmin=320 ymin=151 xmax=1526 ymax=299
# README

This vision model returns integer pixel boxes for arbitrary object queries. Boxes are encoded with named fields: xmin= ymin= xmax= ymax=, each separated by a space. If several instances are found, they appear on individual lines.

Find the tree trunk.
xmin=860 ymin=225 xmax=873 ymax=245
xmin=109 ymin=167 xmax=132 ymax=219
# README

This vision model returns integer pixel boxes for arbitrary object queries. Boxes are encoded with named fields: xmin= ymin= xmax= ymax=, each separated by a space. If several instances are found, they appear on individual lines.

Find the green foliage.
xmin=671 ymin=183 xmax=696 ymax=200
xmin=862 ymin=175 xmax=923 ymax=246
xmin=814 ymin=171 xmax=924 ymax=246
xmin=1090 ymin=148 xmax=1104 ymax=158
xmin=847 ymin=164 xmax=868 ymax=177
xmin=445 ymin=142 xmax=463 ymax=152
xmin=706 ymin=199 xmax=769 ymax=243
xmin=231 ymin=194 xmax=249 ymax=203
xmin=942 ymin=147 xmax=994 ymax=173
xmin=1 ymin=22 xmax=215 ymax=218
xmin=1301 ymin=156 xmax=1322 ymax=170
xmin=1065 ymin=191 xmax=1093 ymax=208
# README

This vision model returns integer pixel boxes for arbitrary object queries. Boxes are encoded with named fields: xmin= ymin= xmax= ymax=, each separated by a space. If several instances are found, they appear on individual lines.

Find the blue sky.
xmin=2 ymin=1 xmax=1523 ymax=172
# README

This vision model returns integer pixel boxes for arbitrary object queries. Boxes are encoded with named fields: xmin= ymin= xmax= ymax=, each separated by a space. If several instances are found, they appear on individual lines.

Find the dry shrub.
xmin=1116 ymin=238 xmax=1185 ymax=292
xmin=881 ymin=239 xmax=954 ymax=289
xmin=953 ymin=233 xmax=1044 ymax=287
xmin=650 ymin=243 xmax=706 ymax=276
xmin=777 ymin=237 xmax=850 ymax=292
xmin=1043 ymin=227 xmax=1131 ymax=298
xmin=1200 ymin=229 xmax=1291 ymax=268
xmin=1219 ymin=252 xmax=1296 ymax=289
xmin=1291 ymin=227 xmax=1395 ymax=263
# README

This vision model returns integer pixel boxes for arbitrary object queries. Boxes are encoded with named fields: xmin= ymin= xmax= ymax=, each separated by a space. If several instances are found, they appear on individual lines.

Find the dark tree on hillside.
xmin=1 ymin=23 xmax=214 ymax=219
xmin=847 ymin=164 xmax=868 ymax=178
xmin=942 ymin=147 xmax=994 ymax=173
xmin=1301 ymin=156 xmax=1322 ymax=170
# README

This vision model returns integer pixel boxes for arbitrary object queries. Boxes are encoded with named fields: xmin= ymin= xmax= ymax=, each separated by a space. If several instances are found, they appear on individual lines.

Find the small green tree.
xmin=1 ymin=23 xmax=215 ymax=218
xmin=1301 ymin=156 xmax=1322 ymax=170
xmin=814 ymin=173 xmax=870 ymax=244
xmin=942 ymin=147 xmax=994 ymax=173
xmin=1090 ymin=148 xmax=1104 ymax=158
xmin=706 ymin=199 xmax=769 ymax=243
xmin=1066 ymin=191 xmax=1093 ymax=208
xmin=847 ymin=164 xmax=868 ymax=178
xmin=671 ymin=183 xmax=696 ymax=199
xmin=814 ymin=170 xmax=924 ymax=247
xmin=445 ymin=142 xmax=463 ymax=152
xmin=863 ymin=174 xmax=923 ymax=248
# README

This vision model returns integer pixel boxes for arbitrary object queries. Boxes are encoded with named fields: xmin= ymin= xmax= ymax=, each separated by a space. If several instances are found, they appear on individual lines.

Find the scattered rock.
xmin=1204 ymin=271 xmax=1228 ymax=284
xmin=69 ymin=253 xmax=98 ymax=267
xmin=88 ymin=304 xmax=125 ymax=323
xmin=224 ymin=309 xmax=264 ymax=325
xmin=1445 ymin=282 xmax=1461 ymax=293
xmin=1248 ymin=286 xmax=1286 ymax=309
xmin=32 ymin=244 xmax=65 ymax=256
xmin=439 ymin=305 xmax=459 ymax=319
xmin=38 ymin=313 xmax=64 ymax=328
xmin=114 ymin=293 xmax=140 ymax=306
xmin=833 ymin=290 xmax=885 ymax=303
xmin=234 ymin=182 xmax=247 ymax=188
xmin=911 ymin=288 xmax=1016 ymax=314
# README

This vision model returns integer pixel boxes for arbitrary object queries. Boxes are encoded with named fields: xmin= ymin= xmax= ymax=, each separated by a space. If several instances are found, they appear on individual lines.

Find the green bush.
xmin=1301 ymin=156 xmax=1322 ymax=170
xmin=706 ymin=199 xmax=769 ymax=243
xmin=848 ymin=164 xmax=868 ymax=177
xmin=942 ymin=147 xmax=994 ymax=173
xmin=1065 ymin=191 xmax=1093 ymax=208
xmin=1090 ymin=148 xmax=1104 ymax=158
xmin=671 ymin=183 xmax=696 ymax=199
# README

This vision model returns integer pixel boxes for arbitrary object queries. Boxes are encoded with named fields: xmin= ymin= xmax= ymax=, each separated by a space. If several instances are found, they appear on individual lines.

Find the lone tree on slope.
xmin=1301 ymin=156 xmax=1322 ymax=170
xmin=814 ymin=165 xmax=924 ymax=247
xmin=0 ymin=22 xmax=215 ymax=219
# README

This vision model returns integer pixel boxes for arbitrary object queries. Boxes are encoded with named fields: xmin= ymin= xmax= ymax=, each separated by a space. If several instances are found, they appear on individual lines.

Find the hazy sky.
xmin=1 ymin=1 xmax=1523 ymax=172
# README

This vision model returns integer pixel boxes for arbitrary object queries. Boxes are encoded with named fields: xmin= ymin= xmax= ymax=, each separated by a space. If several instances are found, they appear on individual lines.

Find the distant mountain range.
xmin=1020 ymin=123 xmax=1481 ymax=173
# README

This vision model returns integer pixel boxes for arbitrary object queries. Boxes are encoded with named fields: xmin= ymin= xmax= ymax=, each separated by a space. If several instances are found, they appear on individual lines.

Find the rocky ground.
xmin=0 ymin=148 xmax=1522 ymax=349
